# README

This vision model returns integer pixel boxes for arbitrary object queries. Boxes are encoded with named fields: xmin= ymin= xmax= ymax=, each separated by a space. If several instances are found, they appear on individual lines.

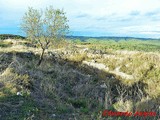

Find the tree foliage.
xmin=21 ymin=6 xmax=69 ymax=65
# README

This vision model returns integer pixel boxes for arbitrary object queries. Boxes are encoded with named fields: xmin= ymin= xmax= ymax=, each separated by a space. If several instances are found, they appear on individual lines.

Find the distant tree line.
xmin=0 ymin=34 xmax=25 ymax=40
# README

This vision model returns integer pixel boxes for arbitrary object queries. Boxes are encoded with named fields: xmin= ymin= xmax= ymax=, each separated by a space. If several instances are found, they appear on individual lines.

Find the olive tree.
xmin=21 ymin=6 xmax=69 ymax=65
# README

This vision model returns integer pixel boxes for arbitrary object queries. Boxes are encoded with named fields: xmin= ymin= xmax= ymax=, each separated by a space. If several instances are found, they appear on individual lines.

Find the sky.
xmin=0 ymin=0 xmax=160 ymax=38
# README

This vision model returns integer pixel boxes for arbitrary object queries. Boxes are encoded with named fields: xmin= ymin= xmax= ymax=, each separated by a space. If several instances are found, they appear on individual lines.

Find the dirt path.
xmin=82 ymin=61 xmax=134 ymax=80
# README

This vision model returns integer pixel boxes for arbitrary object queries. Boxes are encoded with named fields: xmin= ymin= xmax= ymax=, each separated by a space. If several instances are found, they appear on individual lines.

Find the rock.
xmin=82 ymin=61 xmax=109 ymax=71
xmin=16 ymin=91 xmax=23 ymax=96
xmin=51 ymin=114 xmax=56 ymax=117
xmin=100 ymin=83 xmax=107 ymax=88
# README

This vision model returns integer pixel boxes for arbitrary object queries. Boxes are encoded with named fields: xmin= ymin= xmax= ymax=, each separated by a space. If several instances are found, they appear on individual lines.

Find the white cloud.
xmin=0 ymin=0 xmax=160 ymax=38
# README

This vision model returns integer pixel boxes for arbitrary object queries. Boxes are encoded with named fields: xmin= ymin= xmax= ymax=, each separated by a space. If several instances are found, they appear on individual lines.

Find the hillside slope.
xmin=0 ymin=39 xmax=159 ymax=120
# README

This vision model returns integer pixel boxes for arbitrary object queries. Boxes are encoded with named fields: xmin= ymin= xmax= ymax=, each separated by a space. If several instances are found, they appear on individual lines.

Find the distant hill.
xmin=0 ymin=34 xmax=25 ymax=40
xmin=66 ymin=36 xmax=160 ymax=41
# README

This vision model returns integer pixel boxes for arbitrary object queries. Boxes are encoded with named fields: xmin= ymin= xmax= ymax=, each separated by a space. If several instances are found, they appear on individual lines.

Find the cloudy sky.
xmin=0 ymin=0 xmax=160 ymax=38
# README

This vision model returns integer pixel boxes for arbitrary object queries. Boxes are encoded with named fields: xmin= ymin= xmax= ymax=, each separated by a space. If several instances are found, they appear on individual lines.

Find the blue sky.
xmin=0 ymin=0 xmax=160 ymax=38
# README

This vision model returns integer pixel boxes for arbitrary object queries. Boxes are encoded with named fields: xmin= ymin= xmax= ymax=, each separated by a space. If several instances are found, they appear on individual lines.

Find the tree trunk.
xmin=37 ymin=49 xmax=45 ymax=66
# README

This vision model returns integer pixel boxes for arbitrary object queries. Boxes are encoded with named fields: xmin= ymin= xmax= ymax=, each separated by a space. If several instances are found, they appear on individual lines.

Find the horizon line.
xmin=0 ymin=33 xmax=160 ymax=40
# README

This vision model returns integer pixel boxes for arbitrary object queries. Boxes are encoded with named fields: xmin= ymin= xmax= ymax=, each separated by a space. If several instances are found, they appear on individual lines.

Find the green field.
xmin=71 ymin=38 xmax=160 ymax=52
